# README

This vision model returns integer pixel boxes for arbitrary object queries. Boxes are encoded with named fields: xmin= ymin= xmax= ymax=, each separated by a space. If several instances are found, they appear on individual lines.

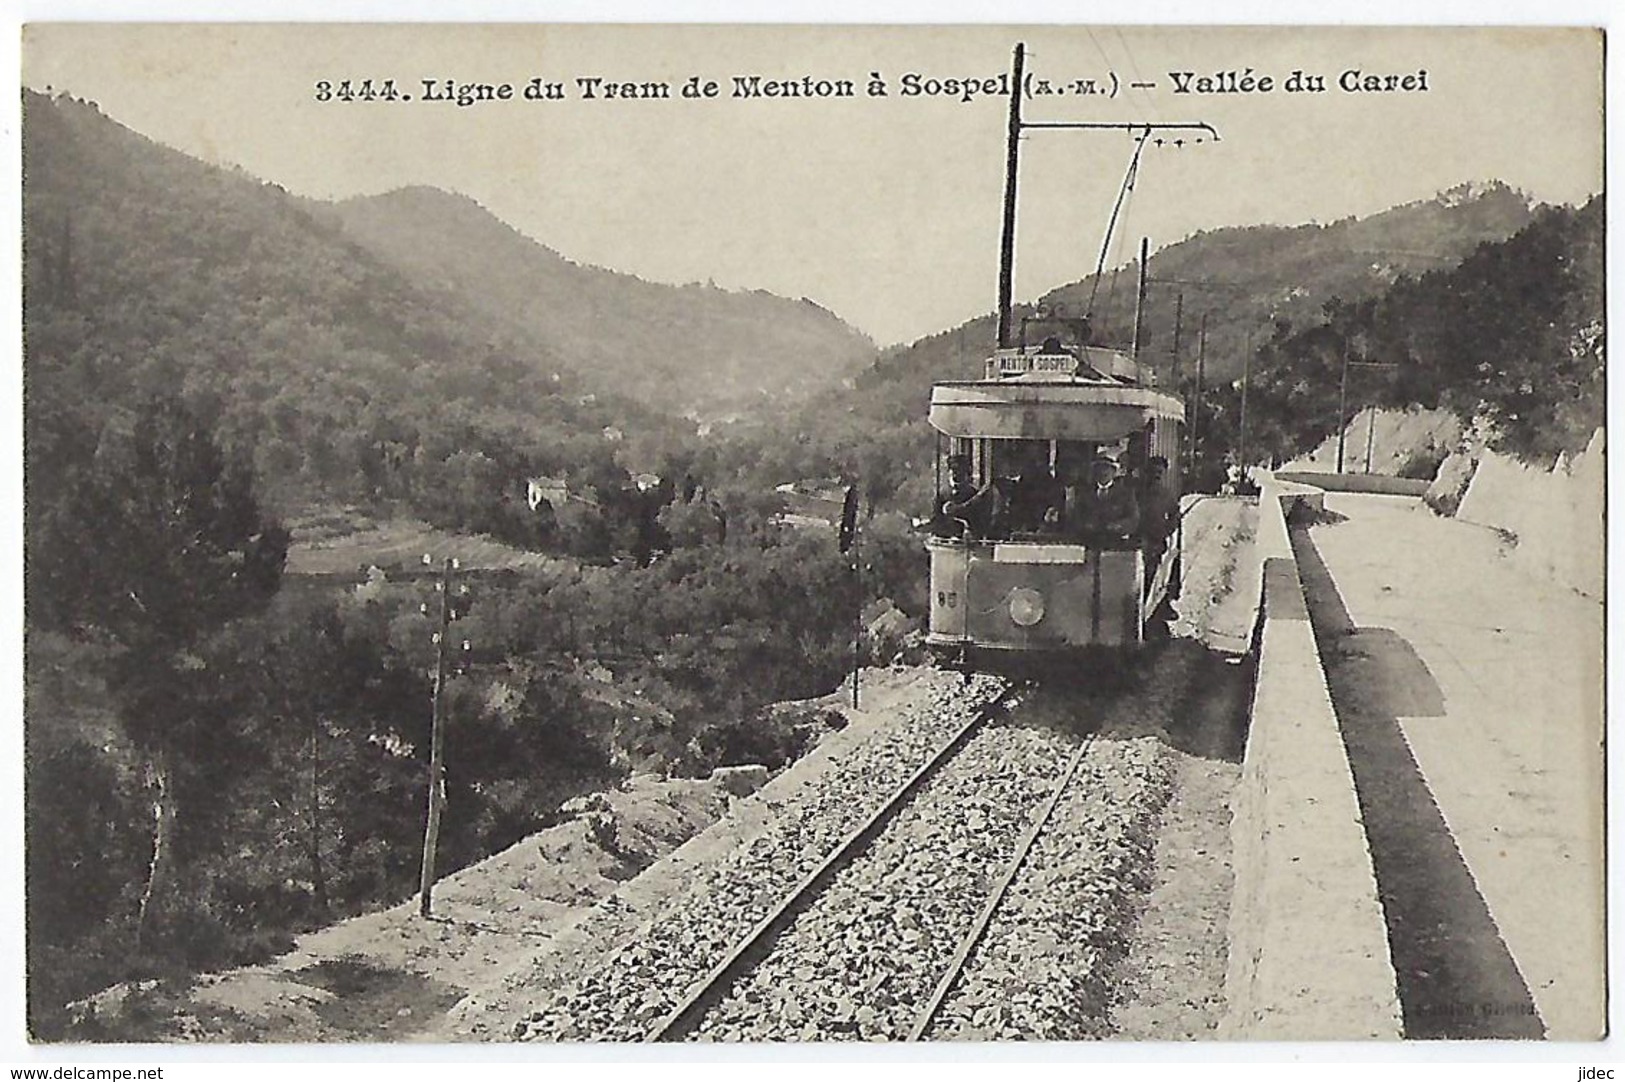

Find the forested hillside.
xmin=21 ymin=90 xmax=897 ymax=1034
xmin=1056 ymin=181 xmax=1536 ymax=384
xmin=1200 ymin=196 xmax=1605 ymax=470
xmin=22 ymin=91 xmax=675 ymax=532
xmin=697 ymin=182 xmax=1545 ymax=514
xmin=22 ymin=90 xmax=870 ymax=548
xmin=324 ymin=187 xmax=875 ymax=420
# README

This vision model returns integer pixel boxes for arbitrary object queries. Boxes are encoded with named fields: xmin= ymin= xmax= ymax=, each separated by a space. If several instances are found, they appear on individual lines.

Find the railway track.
xmin=665 ymin=685 xmax=1132 ymax=1042
xmin=511 ymin=651 xmax=1196 ymax=1043
xmin=647 ymin=683 xmax=1066 ymax=1041
xmin=906 ymin=730 xmax=1096 ymax=1039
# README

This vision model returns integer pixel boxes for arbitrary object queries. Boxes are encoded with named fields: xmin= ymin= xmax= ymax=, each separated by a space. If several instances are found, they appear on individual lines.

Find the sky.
xmin=19 ymin=23 xmax=1606 ymax=346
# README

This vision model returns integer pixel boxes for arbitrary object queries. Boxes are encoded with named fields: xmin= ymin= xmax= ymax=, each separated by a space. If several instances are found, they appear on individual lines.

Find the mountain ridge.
xmin=319 ymin=184 xmax=876 ymax=420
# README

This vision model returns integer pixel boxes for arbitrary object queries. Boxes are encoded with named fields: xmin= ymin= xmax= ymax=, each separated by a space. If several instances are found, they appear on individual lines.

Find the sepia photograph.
xmin=11 ymin=17 xmax=1608 ymax=1060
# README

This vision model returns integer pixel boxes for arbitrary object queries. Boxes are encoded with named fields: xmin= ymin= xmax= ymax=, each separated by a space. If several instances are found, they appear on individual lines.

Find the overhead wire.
xmin=1109 ymin=27 xmax=1165 ymax=125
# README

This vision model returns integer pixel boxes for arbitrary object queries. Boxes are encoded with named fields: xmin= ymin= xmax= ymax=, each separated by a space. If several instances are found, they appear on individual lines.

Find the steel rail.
xmin=907 ymin=727 xmax=1098 ymax=1040
xmin=645 ymin=684 xmax=1019 ymax=1042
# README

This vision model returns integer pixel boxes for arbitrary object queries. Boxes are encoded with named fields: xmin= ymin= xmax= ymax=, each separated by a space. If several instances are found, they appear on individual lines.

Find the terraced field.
xmin=284 ymin=508 xmax=566 ymax=575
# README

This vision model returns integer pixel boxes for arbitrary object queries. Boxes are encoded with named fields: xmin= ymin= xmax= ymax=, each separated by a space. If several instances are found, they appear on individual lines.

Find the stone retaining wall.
xmin=1455 ymin=429 xmax=1603 ymax=600
xmin=1220 ymin=473 xmax=1402 ymax=1039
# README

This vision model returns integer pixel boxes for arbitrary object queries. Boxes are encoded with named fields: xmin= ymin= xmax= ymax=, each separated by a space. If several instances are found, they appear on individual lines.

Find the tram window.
xmin=1128 ymin=429 xmax=1150 ymax=475
xmin=1055 ymin=441 xmax=1093 ymax=485
xmin=988 ymin=439 xmax=1049 ymax=481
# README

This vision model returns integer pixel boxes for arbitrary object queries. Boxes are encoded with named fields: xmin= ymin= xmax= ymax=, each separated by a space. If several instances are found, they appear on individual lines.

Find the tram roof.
xmin=928 ymin=380 xmax=1186 ymax=440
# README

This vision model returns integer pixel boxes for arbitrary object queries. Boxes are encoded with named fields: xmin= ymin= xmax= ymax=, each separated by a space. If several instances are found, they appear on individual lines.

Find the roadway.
xmin=1291 ymin=491 xmax=1604 ymax=1040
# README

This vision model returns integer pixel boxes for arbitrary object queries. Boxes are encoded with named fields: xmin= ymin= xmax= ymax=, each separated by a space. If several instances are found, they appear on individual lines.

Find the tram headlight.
xmin=1008 ymin=587 xmax=1046 ymax=627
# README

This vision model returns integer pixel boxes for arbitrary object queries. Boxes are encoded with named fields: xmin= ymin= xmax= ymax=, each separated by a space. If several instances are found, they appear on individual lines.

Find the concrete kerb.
xmin=1219 ymin=471 xmax=1403 ymax=1040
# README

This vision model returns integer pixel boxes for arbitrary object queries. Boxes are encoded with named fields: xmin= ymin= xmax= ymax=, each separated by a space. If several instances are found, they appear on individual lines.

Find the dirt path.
xmin=1107 ymin=647 xmax=1250 ymax=1039
xmin=1106 ymin=497 xmax=1257 ymax=1039
xmin=66 ymin=773 xmax=739 ymax=1042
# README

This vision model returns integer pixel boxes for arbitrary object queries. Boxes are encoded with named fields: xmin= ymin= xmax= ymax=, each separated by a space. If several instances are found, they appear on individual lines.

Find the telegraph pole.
xmin=419 ymin=555 xmax=464 ymax=918
xmin=1170 ymin=291 xmax=1184 ymax=386
xmin=1131 ymin=236 xmax=1150 ymax=363
xmin=1239 ymin=329 xmax=1252 ymax=471
xmin=996 ymin=43 xmax=1026 ymax=349
xmin=1190 ymin=312 xmax=1208 ymax=474
xmin=1336 ymin=344 xmax=1351 ymax=473
xmin=852 ymin=532 xmax=862 ymax=709
xmin=1336 ymin=355 xmax=1399 ymax=474
xmin=838 ymin=487 xmax=861 ymax=708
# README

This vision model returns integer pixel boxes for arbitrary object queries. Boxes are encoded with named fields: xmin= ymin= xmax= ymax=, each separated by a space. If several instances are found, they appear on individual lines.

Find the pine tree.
xmin=28 ymin=395 xmax=290 ymax=951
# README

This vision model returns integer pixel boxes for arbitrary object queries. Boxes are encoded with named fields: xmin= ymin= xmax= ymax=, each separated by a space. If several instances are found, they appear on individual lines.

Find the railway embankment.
xmin=1220 ymin=472 xmax=1403 ymax=1040
xmin=64 ymin=499 xmax=1262 ymax=1044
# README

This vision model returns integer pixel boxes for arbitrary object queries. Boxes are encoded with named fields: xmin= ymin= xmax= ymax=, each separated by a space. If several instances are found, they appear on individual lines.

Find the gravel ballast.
xmin=693 ymin=705 xmax=1075 ymax=1041
xmin=497 ymin=498 xmax=1256 ymax=1043
xmin=512 ymin=672 xmax=1010 ymax=1041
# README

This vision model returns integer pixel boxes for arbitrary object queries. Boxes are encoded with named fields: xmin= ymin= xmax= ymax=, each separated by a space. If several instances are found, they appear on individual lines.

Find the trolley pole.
xmin=996 ymin=43 xmax=1026 ymax=349
xmin=419 ymin=556 xmax=457 ymax=919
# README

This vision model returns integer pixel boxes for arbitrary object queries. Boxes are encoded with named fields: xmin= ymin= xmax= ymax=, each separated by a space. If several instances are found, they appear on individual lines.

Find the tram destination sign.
xmin=989 ymin=349 xmax=1080 ymax=380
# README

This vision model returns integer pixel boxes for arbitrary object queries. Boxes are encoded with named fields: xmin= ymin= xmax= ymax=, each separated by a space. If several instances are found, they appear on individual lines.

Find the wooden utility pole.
xmin=1337 ymin=350 xmax=1399 ymax=474
xmin=1190 ymin=312 xmax=1208 ymax=473
xmin=996 ymin=43 xmax=1026 ymax=349
xmin=852 ymin=535 xmax=862 ymax=709
xmin=1170 ymin=291 xmax=1184 ymax=386
xmin=309 ymin=714 xmax=327 ymax=911
xmin=1131 ymin=236 xmax=1150 ymax=362
xmin=1239 ymin=329 xmax=1252 ymax=471
xmin=838 ymin=486 xmax=861 ymax=708
xmin=419 ymin=556 xmax=457 ymax=918
xmin=1336 ymin=343 xmax=1351 ymax=473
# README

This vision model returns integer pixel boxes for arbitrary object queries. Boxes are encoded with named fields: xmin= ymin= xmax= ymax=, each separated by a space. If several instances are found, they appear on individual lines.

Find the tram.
xmin=923 ymin=42 xmax=1206 ymax=664
xmin=925 ymin=337 xmax=1184 ymax=660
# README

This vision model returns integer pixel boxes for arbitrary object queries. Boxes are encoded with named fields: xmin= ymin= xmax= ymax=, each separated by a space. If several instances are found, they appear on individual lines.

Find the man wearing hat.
xmin=932 ymin=452 xmax=982 ymax=538
xmin=1066 ymin=453 xmax=1140 ymax=547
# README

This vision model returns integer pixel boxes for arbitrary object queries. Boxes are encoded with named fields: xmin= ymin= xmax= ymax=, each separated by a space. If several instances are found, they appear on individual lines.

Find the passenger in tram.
xmin=1047 ymin=444 xmax=1090 ymax=535
xmin=1004 ymin=443 xmax=1062 ymax=535
xmin=1067 ymin=454 xmax=1140 ymax=547
xmin=941 ymin=441 xmax=1055 ymax=539
xmin=941 ymin=454 xmax=1013 ymax=539
xmin=931 ymin=453 xmax=980 ymax=539
xmin=1006 ymin=487 xmax=1049 ymax=535
xmin=1140 ymin=455 xmax=1179 ymax=573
